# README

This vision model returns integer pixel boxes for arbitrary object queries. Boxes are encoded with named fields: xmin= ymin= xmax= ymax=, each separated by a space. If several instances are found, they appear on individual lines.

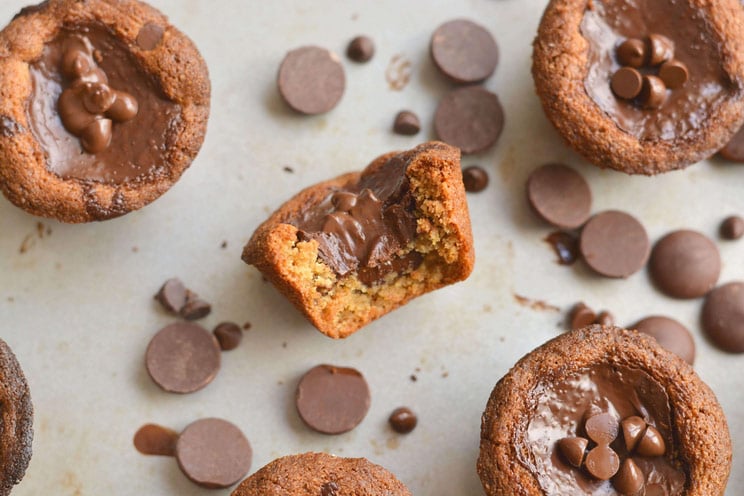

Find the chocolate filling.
xmin=581 ymin=0 xmax=732 ymax=141
xmin=291 ymin=151 xmax=422 ymax=285
xmin=27 ymin=25 xmax=181 ymax=184
xmin=519 ymin=364 xmax=686 ymax=495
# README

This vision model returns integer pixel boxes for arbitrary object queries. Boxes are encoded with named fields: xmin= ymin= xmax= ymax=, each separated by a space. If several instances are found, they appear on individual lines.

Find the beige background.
xmin=0 ymin=0 xmax=742 ymax=494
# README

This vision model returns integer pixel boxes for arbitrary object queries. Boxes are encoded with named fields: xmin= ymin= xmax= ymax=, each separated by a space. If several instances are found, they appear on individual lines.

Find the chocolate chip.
xmin=720 ymin=215 xmax=744 ymax=240
xmin=596 ymin=311 xmax=615 ymax=327
xmin=613 ymin=458 xmax=645 ymax=495
xmin=462 ymin=165 xmax=489 ymax=193
xmin=544 ymin=231 xmax=579 ymax=265
xmin=580 ymin=211 xmax=650 ymax=278
xmin=175 ymin=418 xmax=252 ymax=489
xmin=180 ymin=291 xmax=212 ymax=320
xmin=213 ymin=322 xmax=243 ymax=351
xmin=702 ymin=282 xmax=744 ymax=353
xmin=585 ymin=412 xmax=619 ymax=445
xmin=388 ymin=407 xmax=417 ymax=434
xmin=133 ymin=423 xmax=179 ymax=456
xmin=430 ymin=19 xmax=498 ymax=84
xmin=557 ymin=437 xmax=588 ymax=467
xmin=636 ymin=425 xmax=665 ymax=457
xmin=278 ymin=46 xmax=345 ymax=115
xmin=621 ymin=416 xmax=647 ymax=452
xmin=569 ymin=302 xmax=596 ymax=330
xmin=154 ymin=278 xmax=187 ymax=314
xmin=584 ymin=445 xmax=620 ymax=480
xmin=719 ymin=125 xmax=744 ymax=162
xmin=649 ymin=230 xmax=720 ymax=299
xmin=639 ymin=75 xmax=667 ymax=109
xmin=145 ymin=322 xmax=221 ymax=393
xmin=527 ymin=164 xmax=592 ymax=230
xmin=658 ymin=59 xmax=688 ymax=89
xmin=320 ymin=481 xmax=340 ymax=496
xmin=136 ymin=22 xmax=164 ymax=51
xmin=633 ymin=316 xmax=695 ymax=365
xmin=616 ymin=38 xmax=646 ymax=67
xmin=611 ymin=67 xmax=643 ymax=100
xmin=346 ymin=35 xmax=374 ymax=63
xmin=392 ymin=110 xmax=420 ymax=135
xmin=646 ymin=34 xmax=674 ymax=66
xmin=434 ymin=86 xmax=504 ymax=154
xmin=295 ymin=364 xmax=371 ymax=434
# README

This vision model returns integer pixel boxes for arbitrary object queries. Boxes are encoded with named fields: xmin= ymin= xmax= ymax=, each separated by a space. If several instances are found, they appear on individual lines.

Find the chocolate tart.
xmin=242 ymin=142 xmax=474 ymax=339
xmin=478 ymin=326 xmax=731 ymax=495
xmin=0 ymin=339 xmax=33 ymax=496
xmin=533 ymin=0 xmax=744 ymax=175
xmin=231 ymin=452 xmax=412 ymax=496
xmin=0 ymin=0 xmax=210 ymax=222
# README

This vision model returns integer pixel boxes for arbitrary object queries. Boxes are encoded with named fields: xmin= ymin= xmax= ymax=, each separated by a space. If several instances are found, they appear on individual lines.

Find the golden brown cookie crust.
xmin=242 ymin=142 xmax=475 ymax=339
xmin=0 ymin=0 xmax=210 ymax=222
xmin=477 ymin=325 xmax=731 ymax=496
xmin=0 ymin=339 xmax=33 ymax=496
xmin=533 ymin=0 xmax=744 ymax=175
xmin=231 ymin=452 xmax=412 ymax=496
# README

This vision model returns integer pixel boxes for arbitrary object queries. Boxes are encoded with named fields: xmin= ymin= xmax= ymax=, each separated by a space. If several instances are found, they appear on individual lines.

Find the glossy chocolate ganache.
xmin=27 ymin=25 xmax=181 ymax=184
xmin=291 ymin=150 xmax=423 ymax=286
xmin=581 ymin=0 xmax=733 ymax=141
xmin=519 ymin=364 xmax=686 ymax=495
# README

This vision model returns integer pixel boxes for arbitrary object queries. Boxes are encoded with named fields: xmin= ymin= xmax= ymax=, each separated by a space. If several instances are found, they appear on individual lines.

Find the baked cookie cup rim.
xmin=477 ymin=325 xmax=731 ymax=496
xmin=0 ymin=0 xmax=210 ymax=222
xmin=532 ymin=0 xmax=744 ymax=175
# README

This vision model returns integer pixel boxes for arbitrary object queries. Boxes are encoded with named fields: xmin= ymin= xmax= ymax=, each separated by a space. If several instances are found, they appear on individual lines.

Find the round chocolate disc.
xmin=175 ymin=418 xmax=253 ymax=489
xmin=580 ymin=211 xmax=650 ymax=278
xmin=295 ymin=364 xmax=371 ymax=435
xmin=278 ymin=46 xmax=345 ymax=115
xmin=0 ymin=339 xmax=33 ymax=495
xmin=527 ymin=164 xmax=592 ymax=229
xmin=719 ymin=123 xmax=744 ymax=162
xmin=430 ymin=19 xmax=499 ymax=84
xmin=649 ymin=230 xmax=721 ymax=299
xmin=434 ymin=86 xmax=504 ymax=154
xmin=145 ymin=322 xmax=221 ymax=394
xmin=633 ymin=316 xmax=695 ymax=365
xmin=702 ymin=282 xmax=744 ymax=353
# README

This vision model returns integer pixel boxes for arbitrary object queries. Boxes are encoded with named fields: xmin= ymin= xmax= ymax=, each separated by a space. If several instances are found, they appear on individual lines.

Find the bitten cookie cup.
xmin=231 ymin=452 xmax=412 ymax=496
xmin=242 ymin=142 xmax=474 ymax=339
xmin=0 ymin=339 xmax=33 ymax=496
xmin=478 ymin=326 xmax=731 ymax=496
xmin=0 ymin=0 xmax=210 ymax=222
xmin=533 ymin=0 xmax=744 ymax=175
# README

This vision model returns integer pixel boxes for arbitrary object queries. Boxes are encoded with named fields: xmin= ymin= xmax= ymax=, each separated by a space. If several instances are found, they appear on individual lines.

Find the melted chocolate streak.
xmin=293 ymin=151 xmax=424 ymax=285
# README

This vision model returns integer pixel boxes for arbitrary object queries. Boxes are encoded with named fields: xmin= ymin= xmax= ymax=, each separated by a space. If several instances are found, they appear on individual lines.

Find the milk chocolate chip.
xmin=658 ymin=60 xmax=688 ymax=89
xmin=154 ymin=278 xmax=187 ymax=314
xmin=580 ymin=211 xmax=650 ymax=278
xmin=634 ymin=316 xmax=695 ymax=365
xmin=702 ymin=282 xmax=744 ymax=353
xmin=649 ymin=230 xmax=720 ymax=299
xmin=176 ymin=418 xmax=253 ymax=489
xmin=557 ymin=437 xmax=588 ymax=467
xmin=434 ymin=86 xmax=504 ymax=154
xmin=278 ymin=46 xmax=345 ymax=115
xmin=389 ymin=407 xmax=417 ymax=434
xmin=621 ymin=416 xmax=646 ymax=452
xmin=295 ymin=364 xmax=371 ymax=434
xmin=720 ymin=215 xmax=744 ymax=240
xmin=613 ymin=458 xmax=645 ymax=495
xmin=639 ymin=75 xmax=667 ymax=109
xmin=611 ymin=67 xmax=643 ymax=100
xmin=646 ymin=34 xmax=674 ymax=66
xmin=213 ymin=322 xmax=243 ymax=351
xmin=616 ymin=38 xmax=646 ymax=67
xmin=145 ymin=322 xmax=221 ymax=393
xmin=430 ymin=19 xmax=499 ymax=84
xmin=527 ymin=164 xmax=592 ymax=229
xmin=585 ymin=445 xmax=620 ymax=480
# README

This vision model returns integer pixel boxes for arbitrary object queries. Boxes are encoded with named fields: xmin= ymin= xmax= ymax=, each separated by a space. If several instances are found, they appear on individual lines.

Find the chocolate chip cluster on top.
xmin=557 ymin=411 xmax=668 ymax=495
xmin=610 ymin=35 xmax=688 ymax=109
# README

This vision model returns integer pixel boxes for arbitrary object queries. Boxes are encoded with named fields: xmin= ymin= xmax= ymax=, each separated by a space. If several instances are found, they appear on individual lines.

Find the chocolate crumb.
xmin=544 ymin=231 xmax=579 ymax=265
xmin=283 ymin=166 xmax=295 ymax=173
xmin=410 ymin=374 xmax=418 ymax=382
xmin=243 ymin=322 xmax=252 ymax=330
xmin=220 ymin=241 xmax=228 ymax=249
xmin=514 ymin=294 xmax=561 ymax=312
